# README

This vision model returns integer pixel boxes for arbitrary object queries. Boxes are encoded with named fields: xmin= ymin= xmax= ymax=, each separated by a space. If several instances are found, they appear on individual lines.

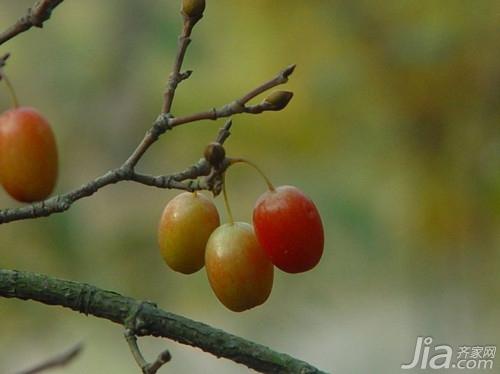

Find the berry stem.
xmin=229 ymin=158 xmax=275 ymax=192
xmin=0 ymin=71 xmax=19 ymax=108
xmin=222 ymin=174 xmax=234 ymax=225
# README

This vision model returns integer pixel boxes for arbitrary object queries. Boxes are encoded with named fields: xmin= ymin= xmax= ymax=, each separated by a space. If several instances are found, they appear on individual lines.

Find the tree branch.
xmin=0 ymin=63 xmax=294 ymax=225
xmin=0 ymin=121 xmax=228 ymax=225
xmin=169 ymin=64 xmax=297 ymax=127
xmin=14 ymin=342 xmax=83 ymax=374
xmin=125 ymin=329 xmax=171 ymax=374
xmin=0 ymin=0 xmax=65 ymax=46
xmin=0 ymin=268 xmax=327 ymax=374
xmin=162 ymin=15 xmax=197 ymax=114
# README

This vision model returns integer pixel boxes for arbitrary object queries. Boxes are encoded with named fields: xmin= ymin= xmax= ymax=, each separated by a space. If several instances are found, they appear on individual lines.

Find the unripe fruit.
xmin=181 ymin=0 xmax=205 ymax=18
xmin=0 ymin=107 xmax=58 ymax=202
xmin=253 ymin=186 xmax=324 ymax=273
xmin=158 ymin=192 xmax=220 ymax=274
xmin=205 ymin=222 xmax=274 ymax=312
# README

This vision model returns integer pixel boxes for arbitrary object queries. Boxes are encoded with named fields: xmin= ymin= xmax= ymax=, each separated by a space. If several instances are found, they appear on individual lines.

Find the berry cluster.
xmin=158 ymin=146 xmax=324 ymax=312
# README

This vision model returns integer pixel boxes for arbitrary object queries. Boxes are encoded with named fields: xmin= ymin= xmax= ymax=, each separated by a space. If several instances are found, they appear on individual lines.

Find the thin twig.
xmin=238 ymin=64 xmax=296 ymax=104
xmin=14 ymin=342 xmax=83 ymax=374
xmin=125 ymin=330 xmax=171 ymax=374
xmin=0 ymin=64 xmax=294 ymax=224
xmin=169 ymin=64 xmax=297 ymax=127
xmin=0 ymin=269 xmax=327 ymax=374
xmin=0 ymin=124 xmax=228 ymax=224
xmin=147 ymin=350 xmax=172 ymax=374
xmin=123 ymin=113 xmax=173 ymax=170
xmin=0 ymin=0 xmax=65 ymax=46
xmin=162 ymin=16 xmax=197 ymax=114
xmin=124 ymin=10 xmax=199 ymax=170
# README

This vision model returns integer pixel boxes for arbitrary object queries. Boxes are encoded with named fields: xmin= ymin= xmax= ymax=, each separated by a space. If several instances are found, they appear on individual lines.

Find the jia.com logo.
xmin=401 ymin=336 xmax=496 ymax=370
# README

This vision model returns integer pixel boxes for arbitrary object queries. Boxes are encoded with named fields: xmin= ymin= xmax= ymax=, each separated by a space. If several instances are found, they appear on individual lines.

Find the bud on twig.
xmin=204 ymin=142 xmax=226 ymax=167
xmin=181 ymin=0 xmax=206 ymax=19
xmin=262 ymin=91 xmax=294 ymax=111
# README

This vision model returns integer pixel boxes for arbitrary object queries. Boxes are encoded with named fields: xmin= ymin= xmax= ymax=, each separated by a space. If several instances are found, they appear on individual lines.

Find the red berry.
xmin=205 ymin=222 xmax=274 ymax=312
xmin=0 ymin=107 xmax=58 ymax=202
xmin=253 ymin=185 xmax=324 ymax=273
xmin=158 ymin=192 xmax=220 ymax=274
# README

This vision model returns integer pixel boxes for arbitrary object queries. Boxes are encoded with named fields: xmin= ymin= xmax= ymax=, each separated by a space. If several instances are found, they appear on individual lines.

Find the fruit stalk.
xmin=0 ymin=70 xmax=19 ymax=108
xmin=222 ymin=174 xmax=235 ymax=224
xmin=229 ymin=158 xmax=275 ymax=191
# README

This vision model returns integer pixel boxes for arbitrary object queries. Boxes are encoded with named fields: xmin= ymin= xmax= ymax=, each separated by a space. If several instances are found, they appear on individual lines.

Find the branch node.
xmin=125 ymin=301 xmax=157 ymax=332
xmin=27 ymin=9 xmax=44 ymax=28
xmin=117 ymin=166 xmax=134 ymax=180
xmin=230 ymin=100 xmax=245 ymax=113
xmin=75 ymin=283 xmax=97 ymax=316
xmin=56 ymin=196 xmax=72 ymax=211
xmin=179 ymin=69 xmax=193 ymax=81
xmin=161 ymin=175 xmax=173 ymax=187
xmin=150 ymin=113 xmax=173 ymax=139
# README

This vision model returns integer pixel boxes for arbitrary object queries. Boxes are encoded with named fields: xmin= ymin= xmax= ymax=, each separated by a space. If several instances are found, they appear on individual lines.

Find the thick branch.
xmin=0 ymin=269 xmax=327 ymax=374
xmin=0 ymin=0 xmax=65 ymax=46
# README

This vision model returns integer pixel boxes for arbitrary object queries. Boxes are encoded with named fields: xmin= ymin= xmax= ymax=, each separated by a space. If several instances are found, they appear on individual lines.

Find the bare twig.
xmin=147 ymin=350 xmax=172 ymax=374
xmin=169 ymin=64 xmax=297 ymax=127
xmin=0 ymin=123 xmax=230 ymax=224
xmin=0 ymin=269 xmax=327 ymax=374
xmin=123 ymin=63 xmax=294 ymax=170
xmin=0 ymin=0 xmax=65 ymax=46
xmin=238 ymin=64 xmax=296 ymax=104
xmin=125 ymin=329 xmax=171 ymax=374
xmin=0 ymin=64 xmax=294 ymax=224
xmin=14 ymin=342 xmax=83 ymax=374
xmin=124 ymin=13 xmax=198 ymax=170
xmin=0 ymin=0 xmax=295 ymax=225
xmin=123 ymin=113 xmax=173 ymax=170
xmin=162 ymin=16 xmax=197 ymax=114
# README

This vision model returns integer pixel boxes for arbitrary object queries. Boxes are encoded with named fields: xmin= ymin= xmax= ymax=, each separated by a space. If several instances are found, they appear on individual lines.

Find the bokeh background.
xmin=1 ymin=1 xmax=499 ymax=373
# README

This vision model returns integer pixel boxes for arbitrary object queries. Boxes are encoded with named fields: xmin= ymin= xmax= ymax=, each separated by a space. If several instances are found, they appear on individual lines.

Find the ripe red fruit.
xmin=0 ymin=107 xmax=58 ymax=202
xmin=158 ymin=192 xmax=220 ymax=274
xmin=205 ymin=222 xmax=274 ymax=312
xmin=253 ymin=185 xmax=324 ymax=273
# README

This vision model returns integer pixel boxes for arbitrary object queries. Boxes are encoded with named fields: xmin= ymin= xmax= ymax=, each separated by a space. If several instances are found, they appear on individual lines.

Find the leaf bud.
xmin=204 ymin=142 xmax=226 ymax=166
xmin=262 ymin=91 xmax=294 ymax=111
xmin=181 ymin=0 xmax=206 ymax=19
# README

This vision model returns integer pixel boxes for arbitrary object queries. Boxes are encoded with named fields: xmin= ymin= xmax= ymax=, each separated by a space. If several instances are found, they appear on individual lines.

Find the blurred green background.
xmin=1 ymin=1 xmax=499 ymax=373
